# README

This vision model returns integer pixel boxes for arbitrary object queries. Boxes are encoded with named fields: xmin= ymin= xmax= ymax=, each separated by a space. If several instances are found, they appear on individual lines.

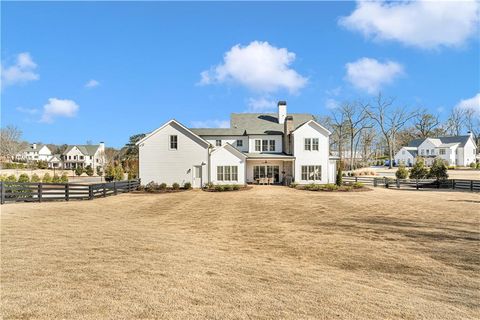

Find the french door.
xmin=253 ymin=165 xmax=280 ymax=183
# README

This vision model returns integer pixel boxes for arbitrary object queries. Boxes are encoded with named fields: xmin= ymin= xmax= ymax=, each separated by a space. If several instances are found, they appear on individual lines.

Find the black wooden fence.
xmin=0 ymin=179 xmax=140 ymax=204
xmin=343 ymin=176 xmax=480 ymax=192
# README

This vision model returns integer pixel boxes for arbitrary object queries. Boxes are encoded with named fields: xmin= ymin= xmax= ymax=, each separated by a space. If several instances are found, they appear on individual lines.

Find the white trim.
xmin=211 ymin=143 xmax=247 ymax=160
xmin=292 ymin=120 xmax=331 ymax=136
xmin=136 ymin=119 xmax=210 ymax=147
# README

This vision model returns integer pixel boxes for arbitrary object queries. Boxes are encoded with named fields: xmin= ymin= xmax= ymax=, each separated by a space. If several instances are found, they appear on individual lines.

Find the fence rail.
xmin=0 ymin=179 xmax=140 ymax=204
xmin=343 ymin=176 xmax=480 ymax=192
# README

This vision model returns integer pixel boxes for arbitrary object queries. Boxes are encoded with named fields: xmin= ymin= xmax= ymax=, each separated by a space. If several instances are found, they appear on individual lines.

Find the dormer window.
xmin=216 ymin=140 xmax=222 ymax=147
xmin=236 ymin=140 xmax=243 ymax=147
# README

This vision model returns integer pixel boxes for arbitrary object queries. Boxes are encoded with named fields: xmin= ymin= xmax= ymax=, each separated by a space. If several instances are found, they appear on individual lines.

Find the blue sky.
xmin=2 ymin=1 xmax=479 ymax=147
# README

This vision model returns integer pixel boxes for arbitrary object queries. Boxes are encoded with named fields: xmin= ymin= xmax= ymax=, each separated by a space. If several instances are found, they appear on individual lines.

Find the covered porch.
xmin=245 ymin=153 xmax=295 ymax=185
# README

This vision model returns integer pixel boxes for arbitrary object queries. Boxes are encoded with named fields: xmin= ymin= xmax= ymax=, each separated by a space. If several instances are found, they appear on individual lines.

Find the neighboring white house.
xmin=394 ymin=134 xmax=477 ymax=167
xmin=137 ymin=101 xmax=337 ymax=187
xmin=61 ymin=143 xmax=106 ymax=170
xmin=15 ymin=144 xmax=52 ymax=162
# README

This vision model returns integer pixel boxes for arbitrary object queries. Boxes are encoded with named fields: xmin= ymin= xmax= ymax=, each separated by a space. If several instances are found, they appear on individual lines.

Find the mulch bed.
xmin=202 ymin=186 xmax=252 ymax=192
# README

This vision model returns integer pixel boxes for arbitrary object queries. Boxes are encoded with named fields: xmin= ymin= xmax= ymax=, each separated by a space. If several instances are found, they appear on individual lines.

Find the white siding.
xmin=462 ymin=138 xmax=477 ymax=166
xmin=248 ymin=135 xmax=283 ymax=153
xmin=139 ymin=122 xmax=209 ymax=187
xmin=394 ymin=148 xmax=415 ymax=166
xmin=292 ymin=123 xmax=331 ymax=184
xmin=210 ymin=147 xmax=246 ymax=185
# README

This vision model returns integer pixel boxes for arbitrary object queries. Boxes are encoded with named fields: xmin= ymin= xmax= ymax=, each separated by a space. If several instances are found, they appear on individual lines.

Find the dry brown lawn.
xmin=1 ymin=187 xmax=479 ymax=319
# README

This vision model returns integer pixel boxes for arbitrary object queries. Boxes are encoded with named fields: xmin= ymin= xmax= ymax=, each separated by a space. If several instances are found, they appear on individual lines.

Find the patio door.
xmin=193 ymin=165 xmax=202 ymax=188
xmin=253 ymin=165 xmax=280 ymax=183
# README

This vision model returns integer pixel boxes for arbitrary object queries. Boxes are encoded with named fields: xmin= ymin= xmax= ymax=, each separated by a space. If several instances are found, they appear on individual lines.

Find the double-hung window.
xmin=255 ymin=140 xmax=261 ymax=151
xmin=217 ymin=166 xmax=224 ymax=181
xmin=236 ymin=140 xmax=243 ymax=147
xmin=216 ymin=140 xmax=222 ymax=147
xmin=312 ymin=138 xmax=319 ymax=151
xmin=301 ymin=165 xmax=322 ymax=180
xmin=439 ymin=149 xmax=446 ymax=155
xmin=262 ymin=140 xmax=268 ymax=151
xmin=304 ymin=138 xmax=311 ymax=151
xmin=170 ymin=135 xmax=178 ymax=150
xmin=269 ymin=140 xmax=275 ymax=151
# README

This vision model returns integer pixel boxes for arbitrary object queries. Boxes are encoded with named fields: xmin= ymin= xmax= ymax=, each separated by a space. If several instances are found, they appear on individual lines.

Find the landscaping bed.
xmin=294 ymin=182 xmax=371 ymax=192
xmin=136 ymin=181 xmax=191 ymax=193
xmin=203 ymin=183 xmax=251 ymax=192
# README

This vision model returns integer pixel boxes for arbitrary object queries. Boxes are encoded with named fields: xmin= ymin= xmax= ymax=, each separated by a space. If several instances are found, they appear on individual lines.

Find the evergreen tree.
xmin=409 ymin=158 xmax=428 ymax=179
xmin=428 ymin=158 xmax=449 ymax=181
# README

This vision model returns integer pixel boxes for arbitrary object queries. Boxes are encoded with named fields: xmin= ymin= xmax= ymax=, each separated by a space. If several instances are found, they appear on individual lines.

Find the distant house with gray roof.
xmin=394 ymin=134 xmax=477 ymax=167
xmin=61 ymin=143 xmax=106 ymax=170
xmin=15 ymin=144 xmax=52 ymax=162
xmin=136 ymin=101 xmax=337 ymax=187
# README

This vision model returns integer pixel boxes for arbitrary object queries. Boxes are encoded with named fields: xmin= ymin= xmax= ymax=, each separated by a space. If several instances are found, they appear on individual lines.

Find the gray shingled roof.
xmin=230 ymin=113 xmax=315 ymax=135
xmin=190 ymin=128 xmax=247 ymax=136
xmin=407 ymin=136 xmax=471 ymax=148
xmin=64 ymin=145 xmax=100 ymax=156
xmin=20 ymin=144 xmax=46 ymax=153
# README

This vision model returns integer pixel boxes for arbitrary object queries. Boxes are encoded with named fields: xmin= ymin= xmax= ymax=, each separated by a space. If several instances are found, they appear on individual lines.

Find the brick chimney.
xmin=278 ymin=101 xmax=287 ymax=124
xmin=283 ymin=115 xmax=294 ymax=155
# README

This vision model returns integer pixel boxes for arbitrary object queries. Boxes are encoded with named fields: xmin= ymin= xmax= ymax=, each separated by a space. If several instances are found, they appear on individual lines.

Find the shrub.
xmin=323 ymin=183 xmax=338 ymax=191
xmin=127 ymin=171 xmax=136 ymax=180
xmin=96 ymin=166 xmax=103 ymax=176
xmin=395 ymin=165 xmax=409 ymax=179
xmin=42 ymin=173 xmax=52 ymax=183
xmin=232 ymin=184 xmax=240 ymax=190
xmin=6 ymin=175 xmax=17 ymax=182
xmin=352 ymin=182 xmax=364 ymax=189
xmin=305 ymin=183 xmax=320 ymax=191
xmin=214 ymin=185 xmax=224 ymax=192
xmin=477 ymin=162 xmax=480 ymax=169
xmin=447 ymin=165 xmax=456 ymax=170
xmin=145 ymin=181 xmax=158 ymax=192
xmin=30 ymin=173 xmax=40 ymax=183
xmin=204 ymin=182 xmax=214 ymax=190
xmin=74 ymin=166 xmax=84 ymax=176
xmin=223 ymin=185 xmax=233 ymax=191
xmin=159 ymin=183 xmax=167 ymax=190
xmin=60 ymin=173 xmax=69 ymax=183
xmin=469 ymin=162 xmax=476 ymax=168
xmin=410 ymin=158 xmax=429 ymax=179
xmin=335 ymin=162 xmax=343 ymax=186
xmin=104 ymin=165 xmax=115 ymax=182
xmin=428 ymin=158 xmax=449 ymax=181
xmin=85 ymin=165 xmax=94 ymax=176
xmin=37 ymin=160 xmax=48 ymax=169
xmin=289 ymin=182 xmax=298 ymax=188
xmin=52 ymin=174 xmax=61 ymax=183
xmin=114 ymin=165 xmax=124 ymax=181
xmin=183 ymin=182 xmax=192 ymax=189
xmin=172 ymin=182 xmax=180 ymax=190
xmin=18 ymin=173 xmax=30 ymax=183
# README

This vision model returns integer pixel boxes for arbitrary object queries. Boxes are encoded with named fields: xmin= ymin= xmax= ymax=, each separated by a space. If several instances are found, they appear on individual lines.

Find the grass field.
xmin=1 ymin=187 xmax=479 ymax=319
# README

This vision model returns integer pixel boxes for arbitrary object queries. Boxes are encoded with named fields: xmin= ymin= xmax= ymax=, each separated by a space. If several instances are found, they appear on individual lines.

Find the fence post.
xmin=452 ymin=179 xmax=455 ymax=190
xmin=471 ymin=180 xmax=474 ymax=191
xmin=416 ymin=179 xmax=419 ymax=190
xmin=103 ymin=183 xmax=106 ymax=197
xmin=355 ymin=176 xmax=358 ymax=183
xmin=38 ymin=183 xmax=43 ymax=202
xmin=114 ymin=181 xmax=117 ymax=195
xmin=384 ymin=177 xmax=388 ymax=188
xmin=65 ymin=184 xmax=70 ymax=201
xmin=396 ymin=179 xmax=400 ymax=189
xmin=373 ymin=178 xmax=377 ymax=187
xmin=0 ymin=182 xmax=4 ymax=205
xmin=89 ymin=185 xmax=93 ymax=200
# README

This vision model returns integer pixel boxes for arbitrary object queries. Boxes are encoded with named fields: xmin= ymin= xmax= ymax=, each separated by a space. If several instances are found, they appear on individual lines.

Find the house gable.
xmin=137 ymin=119 xmax=210 ymax=148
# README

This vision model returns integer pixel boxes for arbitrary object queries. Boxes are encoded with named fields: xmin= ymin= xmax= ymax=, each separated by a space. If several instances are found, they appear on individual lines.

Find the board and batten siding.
xmin=292 ymin=122 xmax=331 ymax=184
xmin=210 ymin=147 xmax=246 ymax=185
xmin=138 ymin=122 xmax=209 ymax=186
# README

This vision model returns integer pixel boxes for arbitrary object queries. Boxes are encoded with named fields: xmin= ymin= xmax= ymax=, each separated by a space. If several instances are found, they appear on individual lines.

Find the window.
xmin=269 ymin=140 xmax=275 ymax=152
xmin=431 ymin=149 xmax=435 ymax=155
xmin=170 ymin=135 xmax=178 ymax=150
xmin=255 ymin=140 xmax=261 ymax=151
xmin=217 ymin=166 xmax=238 ymax=181
xmin=420 ymin=149 xmax=424 ymax=155
xmin=80 ymin=156 xmax=84 ymax=160
xmin=301 ymin=165 xmax=321 ymax=180
xmin=216 ymin=140 xmax=222 ymax=147
xmin=217 ymin=166 xmax=224 ymax=181
xmin=236 ymin=140 xmax=243 ymax=147
xmin=304 ymin=138 xmax=311 ymax=151
xmin=90 ymin=156 xmax=93 ymax=160
xmin=439 ymin=149 xmax=446 ymax=155
xmin=426 ymin=149 xmax=430 ymax=155
xmin=312 ymin=138 xmax=319 ymax=151
xmin=262 ymin=140 xmax=268 ymax=151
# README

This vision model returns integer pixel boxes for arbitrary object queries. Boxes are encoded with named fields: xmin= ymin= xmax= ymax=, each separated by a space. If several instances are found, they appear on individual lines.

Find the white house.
xmin=394 ymin=134 xmax=477 ymax=167
xmin=137 ymin=101 xmax=337 ymax=187
xmin=15 ymin=144 xmax=52 ymax=162
xmin=61 ymin=143 xmax=106 ymax=170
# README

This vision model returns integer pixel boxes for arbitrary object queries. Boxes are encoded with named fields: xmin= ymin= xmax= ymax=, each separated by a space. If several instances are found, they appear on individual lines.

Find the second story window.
xmin=216 ymin=140 xmax=222 ymax=147
xmin=262 ymin=140 xmax=268 ymax=151
xmin=426 ymin=149 xmax=430 ymax=155
xmin=236 ymin=140 xmax=243 ymax=147
xmin=255 ymin=140 xmax=261 ymax=151
xmin=440 ymin=149 xmax=446 ymax=155
xmin=304 ymin=138 xmax=311 ymax=151
xmin=80 ymin=156 xmax=84 ymax=160
xmin=269 ymin=140 xmax=275 ymax=151
xmin=312 ymin=138 xmax=319 ymax=151
xmin=170 ymin=135 xmax=178 ymax=150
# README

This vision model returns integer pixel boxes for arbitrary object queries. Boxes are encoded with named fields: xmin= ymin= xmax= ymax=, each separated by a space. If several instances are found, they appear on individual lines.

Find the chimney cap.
xmin=278 ymin=101 xmax=287 ymax=106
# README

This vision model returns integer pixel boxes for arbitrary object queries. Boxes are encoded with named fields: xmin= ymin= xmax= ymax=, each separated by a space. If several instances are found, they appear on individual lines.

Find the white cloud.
xmin=190 ymin=119 xmax=230 ymax=128
xmin=455 ymin=93 xmax=480 ymax=116
xmin=325 ymin=98 xmax=339 ymax=110
xmin=339 ymin=0 xmax=480 ymax=49
xmin=16 ymin=107 xmax=39 ymax=115
xmin=246 ymin=97 xmax=276 ymax=112
xmin=40 ymin=98 xmax=79 ymax=123
xmin=1 ymin=52 xmax=39 ymax=87
xmin=199 ymin=41 xmax=307 ymax=93
xmin=345 ymin=57 xmax=404 ymax=94
xmin=85 ymin=79 xmax=100 ymax=88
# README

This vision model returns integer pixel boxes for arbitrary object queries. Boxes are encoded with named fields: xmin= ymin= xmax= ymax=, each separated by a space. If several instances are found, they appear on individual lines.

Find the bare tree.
xmin=337 ymin=101 xmax=371 ymax=170
xmin=464 ymin=108 xmax=479 ymax=143
xmin=359 ymin=128 xmax=377 ymax=161
xmin=0 ymin=125 xmax=26 ymax=160
xmin=330 ymin=109 xmax=349 ymax=163
xmin=367 ymin=94 xmax=417 ymax=169
xmin=414 ymin=110 xmax=439 ymax=138
xmin=445 ymin=108 xmax=466 ymax=136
